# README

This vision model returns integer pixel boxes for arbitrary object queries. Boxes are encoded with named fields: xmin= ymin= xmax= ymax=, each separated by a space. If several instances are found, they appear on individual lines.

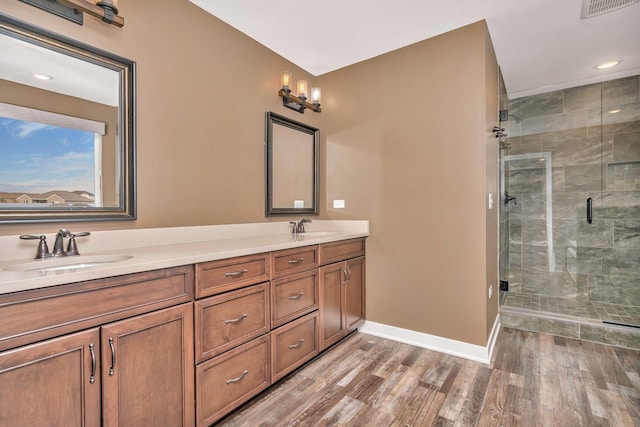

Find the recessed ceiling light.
xmin=32 ymin=73 xmax=53 ymax=80
xmin=595 ymin=60 xmax=620 ymax=70
xmin=607 ymin=108 xmax=622 ymax=114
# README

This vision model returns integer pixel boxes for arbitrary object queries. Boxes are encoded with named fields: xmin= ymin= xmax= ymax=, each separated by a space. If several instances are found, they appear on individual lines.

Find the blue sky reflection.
xmin=0 ymin=117 xmax=94 ymax=194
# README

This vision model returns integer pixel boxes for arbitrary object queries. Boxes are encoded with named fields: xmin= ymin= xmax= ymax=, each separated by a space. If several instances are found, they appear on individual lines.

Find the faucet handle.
xmin=20 ymin=234 xmax=51 ymax=259
xmin=289 ymin=221 xmax=299 ymax=234
xmin=66 ymin=231 xmax=91 ymax=256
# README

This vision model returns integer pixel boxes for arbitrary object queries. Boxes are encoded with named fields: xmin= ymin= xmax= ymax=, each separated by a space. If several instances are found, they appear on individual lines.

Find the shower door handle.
xmin=587 ymin=197 xmax=593 ymax=224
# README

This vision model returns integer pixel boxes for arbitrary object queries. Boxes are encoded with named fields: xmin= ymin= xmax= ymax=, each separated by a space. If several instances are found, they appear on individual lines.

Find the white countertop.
xmin=0 ymin=220 xmax=369 ymax=295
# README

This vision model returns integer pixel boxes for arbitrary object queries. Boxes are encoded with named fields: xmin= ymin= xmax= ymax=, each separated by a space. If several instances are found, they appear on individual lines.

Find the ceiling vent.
xmin=581 ymin=0 xmax=639 ymax=18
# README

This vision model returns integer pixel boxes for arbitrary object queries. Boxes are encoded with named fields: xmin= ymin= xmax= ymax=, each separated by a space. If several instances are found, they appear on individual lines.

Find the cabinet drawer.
xmin=194 ymin=283 xmax=270 ymax=363
xmin=196 ymin=335 xmax=270 ymax=427
xmin=195 ymin=253 xmax=270 ymax=298
xmin=271 ymin=270 xmax=318 ymax=328
xmin=271 ymin=245 xmax=318 ymax=278
xmin=0 ymin=265 xmax=194 ymax=352
xmin=319 ymin=238 xmax=365 ymax=265
xmin=271 ymin=312 xmax=318 ymax=382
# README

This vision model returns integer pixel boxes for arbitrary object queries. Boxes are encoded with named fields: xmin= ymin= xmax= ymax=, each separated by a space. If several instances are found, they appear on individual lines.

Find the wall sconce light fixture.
xmin=20 ymin=0 xmax=124 ymax=27
xmin=278 ymin=71 xmax=321 ymax=113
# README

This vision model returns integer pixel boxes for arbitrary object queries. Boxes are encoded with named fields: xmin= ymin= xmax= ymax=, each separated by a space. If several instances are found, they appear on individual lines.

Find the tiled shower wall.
xmin=501 ymin=75 xmax=640 ymax=325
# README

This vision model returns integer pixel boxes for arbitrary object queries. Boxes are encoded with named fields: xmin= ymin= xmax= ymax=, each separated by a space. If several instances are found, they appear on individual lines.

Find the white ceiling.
xmin=0 ymin=32 xmax=119 ymax=106
xmin=189 ymin=0 xmax=640 ymax=99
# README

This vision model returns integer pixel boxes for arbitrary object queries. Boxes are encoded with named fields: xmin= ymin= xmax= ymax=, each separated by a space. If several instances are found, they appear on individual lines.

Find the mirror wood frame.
xmin=265 ymin=112 xmax=319 ymax=217
xmin=0 ymin=13 xmax=136 ymax=223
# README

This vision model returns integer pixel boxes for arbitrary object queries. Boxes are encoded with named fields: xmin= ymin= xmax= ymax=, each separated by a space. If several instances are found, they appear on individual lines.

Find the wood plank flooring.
xmin=215 ymin=327 xmax=640 ymax=426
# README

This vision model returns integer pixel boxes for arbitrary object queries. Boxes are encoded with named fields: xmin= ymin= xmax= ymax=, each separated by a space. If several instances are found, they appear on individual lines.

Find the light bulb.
xmin=311 ymin=87 xmax=321 ymax=104
xmin=297 ymin=80 xmax=308 ymax=98
xmin=281 ymin=71 xmax=291 ymax=89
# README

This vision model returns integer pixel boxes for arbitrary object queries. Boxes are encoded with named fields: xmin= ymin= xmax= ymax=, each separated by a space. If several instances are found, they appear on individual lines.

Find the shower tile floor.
xmin=502 ymin=293 xmax=640 ymax=328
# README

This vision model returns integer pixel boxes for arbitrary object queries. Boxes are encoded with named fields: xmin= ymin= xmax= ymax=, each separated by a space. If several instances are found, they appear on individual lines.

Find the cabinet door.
xmin=0 ymin=328 xmax=101 ymax=427
xmin=102 ymin=303 xmax=194 ymax=427
xmin=318 ymin=262 xmax=345 ymax=350
xmin=345 ymin=256 xmax=366 ymax=333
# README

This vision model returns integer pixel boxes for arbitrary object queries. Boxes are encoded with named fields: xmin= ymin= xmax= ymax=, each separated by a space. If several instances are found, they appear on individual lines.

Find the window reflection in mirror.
xmin=0 ymin=14 xmax=135 ymax=222
xmin=265 ymin=112 xmax=319 ymax=216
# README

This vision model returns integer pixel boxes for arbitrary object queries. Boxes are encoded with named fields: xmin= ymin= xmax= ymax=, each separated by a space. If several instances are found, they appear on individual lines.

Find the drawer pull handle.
xmin=289 ymin=339 xmax=305 ymax=349
xmin=89 ymin=343 xmax=96 ymax=384
xmin=108 ymin=337 xmax=116 ymax=376
xmin=288 ymin=292 xmax=305 ymax=300
xmin=225 ymin=269 xmax=248 ymax=278
xmin=288 ymin=257 xmax=304 ymax=264
xmin=226 ymin=369 xmax=249 ymax=384
xmin=225 ymin=313 xmax=248 ymax=324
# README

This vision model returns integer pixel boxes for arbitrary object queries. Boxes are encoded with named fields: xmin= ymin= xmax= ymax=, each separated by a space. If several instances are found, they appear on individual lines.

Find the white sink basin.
xmin=295 ymin=231 xmax=339 ymax=238
xmin=4 ymin=254 xmax=133 ymax=273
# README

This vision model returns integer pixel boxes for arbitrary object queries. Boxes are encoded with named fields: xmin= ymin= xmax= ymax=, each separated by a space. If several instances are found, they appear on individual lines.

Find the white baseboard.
xmin=358 ymin=315 xmax=501 ymax=364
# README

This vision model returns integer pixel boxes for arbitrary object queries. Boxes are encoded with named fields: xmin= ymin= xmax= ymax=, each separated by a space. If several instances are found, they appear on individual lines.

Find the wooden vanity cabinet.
xmin=318 ymin=238 xmax=366 ymax=351
xmin=268 ymin=246 xmax=321 ymax=384
xmin=0 ymin=235 xmax=364 ymax=426
xmin=0 ymin=266 xmax=195 ymax=427
xmin=194 ymin=257 xmax=273 ymax=427
xmin=0 ymin=303 xmax=194 ymax=427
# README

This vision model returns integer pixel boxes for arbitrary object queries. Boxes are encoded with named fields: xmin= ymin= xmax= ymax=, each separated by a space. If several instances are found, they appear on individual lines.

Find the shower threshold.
xmin=501 ymin=293 xmax=640 ymax=328
xmin=500 ymin=294 xmax=640 ymax=350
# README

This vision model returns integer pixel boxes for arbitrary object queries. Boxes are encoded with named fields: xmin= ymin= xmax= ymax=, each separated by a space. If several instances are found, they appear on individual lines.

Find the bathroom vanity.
xmin=0 ymin=221 xmax=367 ymax=426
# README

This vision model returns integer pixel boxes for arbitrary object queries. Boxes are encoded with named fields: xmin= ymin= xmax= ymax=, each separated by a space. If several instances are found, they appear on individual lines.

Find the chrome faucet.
xmin=52 ymin=229 xmax=71 ymax=257
xmin=289 ymin=218 xmax=312 ymax=234
xmin=20 ymin=229 xmax=91 ymax=259
xmin=297 ymin=218 xmax=312 ymax=233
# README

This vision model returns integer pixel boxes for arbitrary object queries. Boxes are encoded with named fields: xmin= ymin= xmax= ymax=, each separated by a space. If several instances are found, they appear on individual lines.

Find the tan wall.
xmin=318 ymin=21 xmax=499 ymax=346
xmin=0 ymin=3 xmax=499 ymax=346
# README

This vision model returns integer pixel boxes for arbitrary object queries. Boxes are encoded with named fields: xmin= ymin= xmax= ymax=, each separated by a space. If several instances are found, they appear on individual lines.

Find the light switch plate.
xmin=294 ymin=200 xmax=304 ymax=208
xmin=333 ymin=199 xmax=345 ymax=209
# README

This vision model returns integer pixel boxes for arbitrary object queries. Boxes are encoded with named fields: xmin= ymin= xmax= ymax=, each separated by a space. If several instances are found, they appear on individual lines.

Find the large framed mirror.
xmin=0 ymin=13 xmax=135 ymax=223
xmin=265 ymin=112 xmax=319 ymax=216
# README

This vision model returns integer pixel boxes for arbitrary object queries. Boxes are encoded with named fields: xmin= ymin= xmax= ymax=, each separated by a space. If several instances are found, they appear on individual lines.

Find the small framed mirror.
xmin=0 ymin=14 xmax=135 ymax=223
xmin=265 ymin=112 xmax=319 ymax=216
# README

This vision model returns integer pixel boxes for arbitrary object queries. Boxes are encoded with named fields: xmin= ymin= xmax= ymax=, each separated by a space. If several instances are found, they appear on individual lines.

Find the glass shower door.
xmin=499 ymin=74 xmax=640 ymax=328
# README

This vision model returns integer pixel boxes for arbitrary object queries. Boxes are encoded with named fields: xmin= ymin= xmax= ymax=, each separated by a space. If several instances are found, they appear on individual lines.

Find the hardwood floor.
xmin=215 ymin=327 xmax=640 ymax=426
